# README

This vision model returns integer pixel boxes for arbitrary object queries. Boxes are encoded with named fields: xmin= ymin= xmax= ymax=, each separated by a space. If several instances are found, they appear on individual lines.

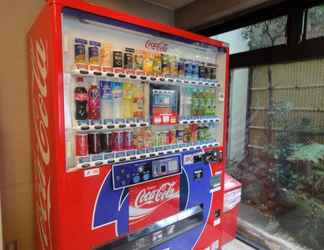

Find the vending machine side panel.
xmin=27 ymin=3 xmax=63 ymax=250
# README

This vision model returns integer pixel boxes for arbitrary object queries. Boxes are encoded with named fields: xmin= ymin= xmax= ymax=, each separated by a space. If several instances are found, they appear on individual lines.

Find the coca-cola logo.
xmin=145 ymin=40 xmax=168 ymax=52
xmin=30 ymin=37 xmax=52 ymax=250
xmin=134 ymin=182 xmax=176 ymax=208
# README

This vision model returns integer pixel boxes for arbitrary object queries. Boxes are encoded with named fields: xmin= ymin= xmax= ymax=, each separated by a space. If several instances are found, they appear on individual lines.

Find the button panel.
xmin=113 ymin=155 xmax=181 ymax=190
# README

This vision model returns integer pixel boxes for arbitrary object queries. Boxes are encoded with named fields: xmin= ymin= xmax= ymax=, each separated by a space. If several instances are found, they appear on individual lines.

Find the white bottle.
xmin=112 ymin=82 xmax=123 ymax=119
xmin=99 ymin=80 xmax=113 ymax=119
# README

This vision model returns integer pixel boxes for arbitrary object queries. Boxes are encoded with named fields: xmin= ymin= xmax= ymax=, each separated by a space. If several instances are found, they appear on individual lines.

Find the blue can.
xmin=184 ymin=59 xmax=193 ymax=78
xmin=191 ymin=61 xmax=199 ymax=79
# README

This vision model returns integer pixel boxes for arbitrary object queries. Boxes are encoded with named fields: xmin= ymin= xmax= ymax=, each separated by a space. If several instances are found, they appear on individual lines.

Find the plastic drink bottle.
xmin=88 ymin=82 xmax=101 ymax=120
xmin=74 ymin=86 xmax=88 ymax=120
xmin=112 ymin=82 xmax=123 ymax=119
xmin=208 ymin=91 xmax=216 ymax=116
xmin=122 ymin=82 xmax=133 ymax=118
xmin=202 ymin=88 xmax=209 ymax=116
xmin=100 ymin=42 xmax=112 ymax=67
xmin=191 ymin=87 xmax=198 ymax=116
xmin=198 ymin=88 xmax=205 ymax=116
xmin=99 ymin=80 xmax=113 ymax=119
xmin=183 ymin=86 xmax=192 ymax=117
xmin=133 ymin=84 xmax=144 ymax=119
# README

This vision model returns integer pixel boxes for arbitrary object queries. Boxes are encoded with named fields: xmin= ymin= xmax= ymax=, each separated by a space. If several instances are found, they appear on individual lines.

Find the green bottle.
xmin=192 ymin=87 xmax=199 ymax=116
xmin=207 ymin=91 xmax=214 ymax=116
xmin=197 ymin=88 xmax=203 ymax=116
xmin=201 ymin=88 xmax=208 ymax=116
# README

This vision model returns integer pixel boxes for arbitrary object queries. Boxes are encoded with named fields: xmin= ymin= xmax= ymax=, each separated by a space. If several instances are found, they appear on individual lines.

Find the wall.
xmin=175 ymin=0 xmax=274 ymax=30
xmin=85 ymin=0 xmax=174 ymax=25
xmin=0 ymin=1 xmax=173 ymax=249
xmin=0 ymin=198 xmax=2 ymax=250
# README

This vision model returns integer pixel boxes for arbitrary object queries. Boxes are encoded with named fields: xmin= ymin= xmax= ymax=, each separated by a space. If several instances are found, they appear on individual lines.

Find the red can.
xmin=75 ymin=133 xmax=88 ymax=156
xmin=110 ymin=131 xmax=124 ymax=151
xmin=123 ymin=131 xmax=133 ymax=150
xmin=100 ymin=132 xmax=111 ymax=153
xmin=88 ymin=133 xmax=102 ymax=154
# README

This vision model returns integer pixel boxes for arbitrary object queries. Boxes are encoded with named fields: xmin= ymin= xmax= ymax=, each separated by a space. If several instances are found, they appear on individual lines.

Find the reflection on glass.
xmin=227 ymin=59 xmax=324 ymax=250
xmin=306 ymin=4 xmax=324 ymax=39
xmin=212 ymin=16 xmax=287 ymax=55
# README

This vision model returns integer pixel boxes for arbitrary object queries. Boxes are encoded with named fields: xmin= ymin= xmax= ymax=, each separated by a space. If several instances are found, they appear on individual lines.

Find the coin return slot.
xmin=160 ymin=165 xmax=167 ymax=174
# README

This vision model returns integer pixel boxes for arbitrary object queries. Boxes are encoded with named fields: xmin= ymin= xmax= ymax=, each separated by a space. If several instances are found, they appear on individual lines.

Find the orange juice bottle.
xmin=133 ymin=84 xmax=144 ymax=119
xmin=143 ymin=51 xmax=154 ymax=75
xmin=122 ymin=82 xmax=134 ymax=119
xmin=100 ymin=42 xmax=112 ymax=67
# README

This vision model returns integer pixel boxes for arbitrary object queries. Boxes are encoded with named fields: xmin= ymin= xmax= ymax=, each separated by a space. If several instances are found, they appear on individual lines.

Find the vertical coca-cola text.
xmin=30 ymin=37 xmax=52 ymax=250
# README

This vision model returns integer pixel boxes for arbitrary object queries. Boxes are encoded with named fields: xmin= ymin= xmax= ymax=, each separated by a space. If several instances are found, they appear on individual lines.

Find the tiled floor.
xmin=223 ymin=239 xmax=255 ymax=250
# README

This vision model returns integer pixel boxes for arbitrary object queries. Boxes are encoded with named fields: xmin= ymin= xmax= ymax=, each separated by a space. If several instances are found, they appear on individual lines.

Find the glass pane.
xmin=306 ymin=4 xmax=324 ymax=39
xmin=229 ymin=58 xmax=324 ymax=250
xmin=228 ymin=68 xmax=249 ymax=163
xmin=61 ymin=9 xmax=226 ymax=170
xmin=212 ymin=16 xmax=287 ymax=54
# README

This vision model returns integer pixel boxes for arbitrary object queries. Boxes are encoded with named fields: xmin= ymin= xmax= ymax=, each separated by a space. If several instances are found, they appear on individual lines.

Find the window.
xmin=207 ymin=2 xmax=324 ymax=250
xmin=212 ymin=16 xmax=287 ymax=55
xmin=230 ymin=60 xmax=324 ymax=250
xmin=306 ymin=4 xmax=324 ymax=39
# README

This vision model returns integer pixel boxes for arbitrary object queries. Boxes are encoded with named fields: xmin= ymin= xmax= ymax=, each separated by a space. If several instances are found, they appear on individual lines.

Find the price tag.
xmin=84 ymin=168 xmax=100 ymax=177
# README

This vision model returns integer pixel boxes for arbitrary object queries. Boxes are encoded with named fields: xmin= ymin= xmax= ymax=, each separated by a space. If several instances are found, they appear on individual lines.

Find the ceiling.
xmin=143 ymin=0 xmax=196 ymax=10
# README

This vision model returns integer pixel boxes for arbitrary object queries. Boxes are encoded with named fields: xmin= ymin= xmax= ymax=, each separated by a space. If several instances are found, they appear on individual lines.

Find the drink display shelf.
xmin=74 ymin=141 xmax=220 ymax=169
xmin=73 ymin=117 xmax=220 ymax=132
xmin=74 ymin=119 xmax=149 ymax=131
xmin=179 ymin=116 xmax=220 ymax=124
xmin=71 ymin=67 xmax=220 ymax=88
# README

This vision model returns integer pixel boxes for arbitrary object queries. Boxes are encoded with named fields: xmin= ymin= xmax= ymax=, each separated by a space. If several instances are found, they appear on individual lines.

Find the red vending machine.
xmin=28 ymin=1 xmax=229 ymax=249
